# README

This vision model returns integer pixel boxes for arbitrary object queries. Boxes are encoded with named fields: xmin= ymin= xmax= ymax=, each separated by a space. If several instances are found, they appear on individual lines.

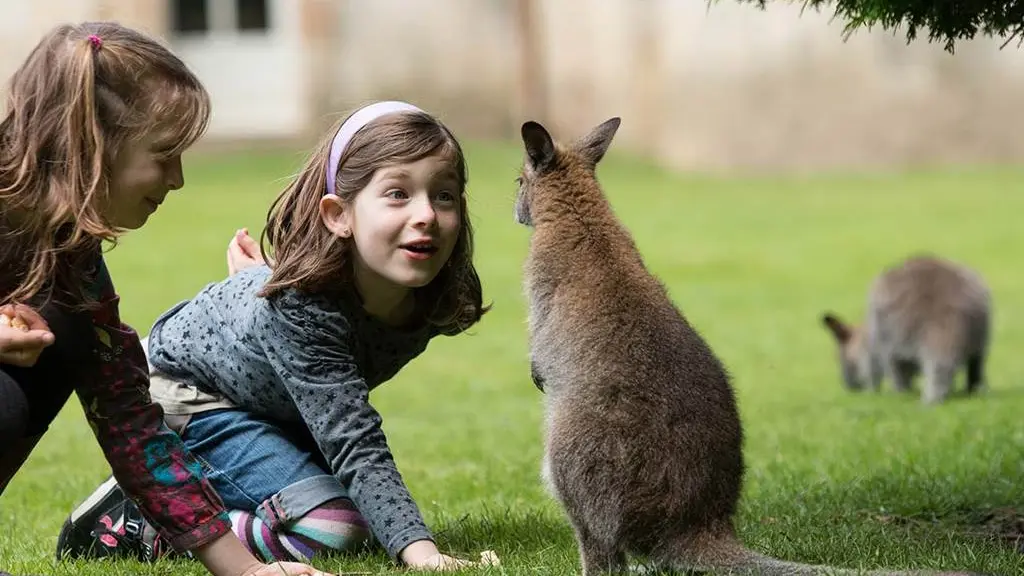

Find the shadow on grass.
xmin=835 ymin=466 xmax=1024 ymax=558
xmin=863 ymin=505 xmax=1024 ymax=555
xmin=713 ymin=456 xmax=1024 ymax=575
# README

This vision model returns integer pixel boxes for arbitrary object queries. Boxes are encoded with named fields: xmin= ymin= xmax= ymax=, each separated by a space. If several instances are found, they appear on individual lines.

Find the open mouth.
xmin=400 ymin=240 xmax=439 ymax=258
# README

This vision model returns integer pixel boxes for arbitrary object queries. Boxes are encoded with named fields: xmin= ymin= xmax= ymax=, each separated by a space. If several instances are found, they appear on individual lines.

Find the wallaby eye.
xmin=515 ymin=176 xmax=524 ymax=186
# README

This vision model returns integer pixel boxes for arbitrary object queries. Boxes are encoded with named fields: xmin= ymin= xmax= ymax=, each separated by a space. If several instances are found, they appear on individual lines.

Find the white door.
xmin=168 ymin=0 xmax=308 ymax=140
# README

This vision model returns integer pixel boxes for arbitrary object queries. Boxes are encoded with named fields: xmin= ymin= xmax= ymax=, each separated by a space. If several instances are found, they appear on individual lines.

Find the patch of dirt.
xmin=866 ymin=506 xmax=1024 ymax=553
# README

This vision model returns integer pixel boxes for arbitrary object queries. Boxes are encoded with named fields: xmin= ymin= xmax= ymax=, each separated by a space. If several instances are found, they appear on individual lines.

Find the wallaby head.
xmin=821 ymin=312 xmax=871 ymax=390
xmin=514 ymin=117 xmax=621 ymax=227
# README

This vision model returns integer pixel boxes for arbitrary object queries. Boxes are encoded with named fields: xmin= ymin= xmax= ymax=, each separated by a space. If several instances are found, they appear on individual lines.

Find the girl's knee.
xmin=327 ymin=519 xmax=372 ymax=553
xmin=294 ymin=497 xmax=372 ymax=553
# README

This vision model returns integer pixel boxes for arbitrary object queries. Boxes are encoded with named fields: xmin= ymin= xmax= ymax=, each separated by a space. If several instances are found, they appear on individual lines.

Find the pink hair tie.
xmin=88 ymin=34 xmax=102 ymax=50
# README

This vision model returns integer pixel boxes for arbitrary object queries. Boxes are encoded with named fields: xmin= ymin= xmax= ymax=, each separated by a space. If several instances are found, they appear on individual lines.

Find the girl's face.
xmin=341 ymin=153 xmax=462 ymax=313
xmin=104 ymin=128 xmax=185 ymax=230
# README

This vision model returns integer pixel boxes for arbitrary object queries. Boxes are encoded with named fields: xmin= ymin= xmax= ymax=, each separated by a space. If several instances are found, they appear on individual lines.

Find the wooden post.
xmin=300 ymin=0 xmax=339 ymax=139
xmin=631 ymin=0 xmax=662 ymax=158
xmin=515 ymin=0 xmax=548 ymax=125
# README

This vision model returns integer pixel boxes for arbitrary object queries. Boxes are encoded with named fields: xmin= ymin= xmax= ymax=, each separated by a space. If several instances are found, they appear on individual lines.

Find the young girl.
xmin=0 ymin=21 xmax=329 ymax=576
xmin=60 ymin=101 xmax=490 ymax=570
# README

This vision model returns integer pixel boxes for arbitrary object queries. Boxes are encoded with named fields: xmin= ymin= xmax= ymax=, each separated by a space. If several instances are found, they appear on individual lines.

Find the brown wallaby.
xmin=514 ymin=118 xmax=985 ymax=576
xmin=821 ymin=255 xmax=991 ymax=405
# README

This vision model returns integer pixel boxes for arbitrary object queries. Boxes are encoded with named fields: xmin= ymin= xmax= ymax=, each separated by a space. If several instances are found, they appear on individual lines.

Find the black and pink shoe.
xmin=55 ymin=475 xmax=170 ymax=562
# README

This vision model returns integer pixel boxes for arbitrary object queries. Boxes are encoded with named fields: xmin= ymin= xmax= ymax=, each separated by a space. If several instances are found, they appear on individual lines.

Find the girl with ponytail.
xmin=0 ymin=21 xmax=330 ymax=576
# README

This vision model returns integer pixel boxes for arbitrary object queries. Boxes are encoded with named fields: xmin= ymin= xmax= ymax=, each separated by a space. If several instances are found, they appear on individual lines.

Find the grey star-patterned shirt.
xmin=147 ymin=265 xmax=438 ymax=559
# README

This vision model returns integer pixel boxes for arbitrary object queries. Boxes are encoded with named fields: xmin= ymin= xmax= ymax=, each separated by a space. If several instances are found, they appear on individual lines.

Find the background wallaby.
xmin=821 ymin=255 xmax=991 ymax=405
xmin=514 ymin=118 xmax=984 ymax=576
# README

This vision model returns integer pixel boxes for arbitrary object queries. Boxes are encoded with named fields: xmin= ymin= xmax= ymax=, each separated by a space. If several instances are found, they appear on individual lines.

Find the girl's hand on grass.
xmin=415 ymin=553 xmax=475 ymax=571
xmin=195 ymin=533 xmax=338 ymax=576
xmin=244 ymin=561 xmax=334 ymax=576
xmin=227 ymin=228 xmax=265 ymax=276
xmin=400 ymin=540 xmax=476 ymax=571
xmin=0 ymin=304 xmax=54 ymax=367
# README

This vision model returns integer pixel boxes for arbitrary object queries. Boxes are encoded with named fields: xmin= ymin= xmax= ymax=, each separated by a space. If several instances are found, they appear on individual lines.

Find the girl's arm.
xmin=75 ymin=256 xmax=232 ymax=552
xmin=256 ymin=292 xmax=467 ymax=570
xmin=75 ymin=256 xmax=328 ymax=576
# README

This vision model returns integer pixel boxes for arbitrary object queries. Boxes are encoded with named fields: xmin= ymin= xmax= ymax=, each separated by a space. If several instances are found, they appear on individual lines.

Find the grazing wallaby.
xmin=821 ymin=255 xmax=991 ymax=405
xmin=514 ymin=118 xmax=984 ymax=576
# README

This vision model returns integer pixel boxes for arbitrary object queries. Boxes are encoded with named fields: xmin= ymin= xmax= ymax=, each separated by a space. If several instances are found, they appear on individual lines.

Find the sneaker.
xmin=55 ymin=475 xmax=169 ymax=562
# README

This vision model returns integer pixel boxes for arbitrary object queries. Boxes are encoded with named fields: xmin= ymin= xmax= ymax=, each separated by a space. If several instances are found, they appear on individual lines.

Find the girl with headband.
xmin=58 ymin=101 xmax=490 ymax=571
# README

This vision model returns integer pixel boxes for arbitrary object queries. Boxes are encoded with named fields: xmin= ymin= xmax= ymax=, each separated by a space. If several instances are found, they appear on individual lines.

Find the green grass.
xmin=1 ymin=140 xmax=1023 ymax=576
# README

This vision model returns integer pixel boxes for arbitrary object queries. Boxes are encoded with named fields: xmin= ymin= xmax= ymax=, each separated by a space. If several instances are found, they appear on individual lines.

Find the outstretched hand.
xmin=245 ymin=562 xmax=379 ymax=576
xmin=400 ymin=540 xmax=502 ymax=572
xmin=242 ymin=561 xmax=338 ymax=576
xmin=412 ymin=549 xmax=501 ymax=571
xmin=227 ymin=228 xmax=265 ymax=276
xmin=0 ymin=304 xmax=55 ymax=367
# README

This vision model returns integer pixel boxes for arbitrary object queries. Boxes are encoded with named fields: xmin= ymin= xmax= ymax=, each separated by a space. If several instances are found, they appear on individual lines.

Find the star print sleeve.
xmin=254 ymin=292 xmax=434 ymax=561
xmin=74 ymin=256 xmax=232 ymax=552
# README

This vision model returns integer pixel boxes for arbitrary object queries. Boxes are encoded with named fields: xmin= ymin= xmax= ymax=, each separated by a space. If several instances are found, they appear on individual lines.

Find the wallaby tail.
xmin=659 ymin=534 xmax=988 ymax=576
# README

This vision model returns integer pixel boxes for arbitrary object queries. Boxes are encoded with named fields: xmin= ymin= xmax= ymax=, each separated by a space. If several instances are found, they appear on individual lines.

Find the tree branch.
xmin=719 ymin=0 xmax=1024 ymax=53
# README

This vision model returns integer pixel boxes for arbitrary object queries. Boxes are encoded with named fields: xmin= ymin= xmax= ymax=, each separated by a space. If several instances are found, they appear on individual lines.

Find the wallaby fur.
xmin=514 ymin=118 xmax=986 ymax=576
xmin=822 ymin=255 xmax=991 ymax=405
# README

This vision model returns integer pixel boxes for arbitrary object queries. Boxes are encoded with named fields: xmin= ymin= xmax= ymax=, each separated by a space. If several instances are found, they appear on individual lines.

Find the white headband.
xmin=325 ymin=100 xmax=426 ymax=196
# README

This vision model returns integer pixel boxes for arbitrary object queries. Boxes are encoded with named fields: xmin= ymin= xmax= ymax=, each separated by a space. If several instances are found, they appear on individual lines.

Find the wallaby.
xmin=821 ymin=255 xmax=991 ymax=405
xmin=514 ymin=118 xmax=985 ymax=576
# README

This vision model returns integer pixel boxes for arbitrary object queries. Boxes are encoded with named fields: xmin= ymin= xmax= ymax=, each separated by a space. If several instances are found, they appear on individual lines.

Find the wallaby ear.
xmin=575 ymin=117 xmax=621 ymax=167
xmin=821 ymin=312 xmax=852 ymax=343
xmin=521 ymin=121 xmax=556 ymax=172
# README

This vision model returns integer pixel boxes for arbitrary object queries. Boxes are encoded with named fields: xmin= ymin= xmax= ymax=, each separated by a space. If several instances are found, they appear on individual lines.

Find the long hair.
xmin=0 ymin=21 xmax=210 ymax=309
xmin=259 ymin=109 xmax=489 ymax=336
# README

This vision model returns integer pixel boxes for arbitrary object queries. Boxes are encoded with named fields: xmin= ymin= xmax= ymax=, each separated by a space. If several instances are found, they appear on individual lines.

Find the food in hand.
xmin=0 ymin=313 xmax=29 ymax=331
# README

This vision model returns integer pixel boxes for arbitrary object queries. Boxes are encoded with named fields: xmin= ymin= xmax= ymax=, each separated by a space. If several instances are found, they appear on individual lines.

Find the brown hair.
xmin=0 ymin=21 xmax=211 ymax=309
xmin=259 ymin=109 xmax=488 ymax=336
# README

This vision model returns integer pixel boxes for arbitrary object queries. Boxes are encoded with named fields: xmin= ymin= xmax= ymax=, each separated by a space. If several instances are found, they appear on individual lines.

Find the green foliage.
xmin=727 ymin=0 xmax=1024 ymax=52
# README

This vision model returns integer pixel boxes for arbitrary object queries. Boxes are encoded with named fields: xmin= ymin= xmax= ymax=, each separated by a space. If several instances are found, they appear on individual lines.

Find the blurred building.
xmin=2 ymin=0 xmax=1024 ymax=173
xmin=0 ymin=0 xmax=323 ymax=143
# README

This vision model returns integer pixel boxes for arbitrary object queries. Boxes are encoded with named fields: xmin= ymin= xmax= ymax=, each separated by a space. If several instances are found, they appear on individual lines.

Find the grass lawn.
xmin=0 ymin=140 xmax=1022 ymax=576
